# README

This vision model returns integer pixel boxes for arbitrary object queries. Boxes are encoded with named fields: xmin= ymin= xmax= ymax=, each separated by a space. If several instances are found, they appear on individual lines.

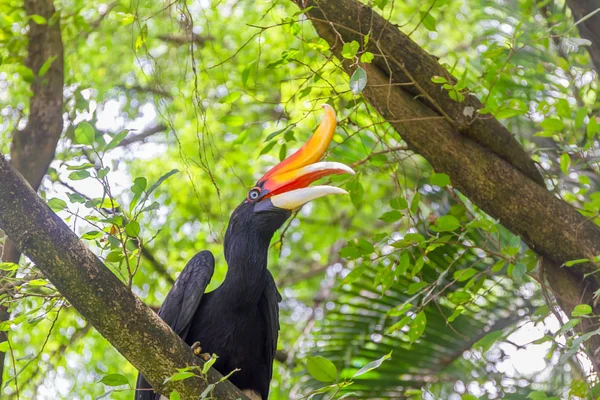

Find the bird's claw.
xmin=191 ymin=341 xmax=202 ymax=355
xmin=191 ymin=341 xmax=211 ymax=361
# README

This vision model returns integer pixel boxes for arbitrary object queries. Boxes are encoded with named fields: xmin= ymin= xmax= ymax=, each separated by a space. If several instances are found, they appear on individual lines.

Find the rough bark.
xmin=293 ymin=0 xmax=600 ymax=368
xmin=1 ymin=0 xmax=65 ymax=386
xmin=566 ymin=0 xmax=600 ymax=76
xmin=0 ymin=155 xmax=246 ymax=400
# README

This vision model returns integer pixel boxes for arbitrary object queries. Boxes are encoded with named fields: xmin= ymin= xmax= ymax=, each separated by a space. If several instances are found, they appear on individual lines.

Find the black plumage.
xmin=135 ymin=200 xmax=290 ymax=400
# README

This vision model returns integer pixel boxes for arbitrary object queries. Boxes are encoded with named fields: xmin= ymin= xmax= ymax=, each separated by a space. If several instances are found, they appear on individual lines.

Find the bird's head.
xmin=227 ymin=104 xmax=354 ymax=241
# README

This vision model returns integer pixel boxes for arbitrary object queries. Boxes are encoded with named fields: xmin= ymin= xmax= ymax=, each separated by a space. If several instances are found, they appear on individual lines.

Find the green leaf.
xmin=572 ymin=304 xmax=592 ymax=317
xmin=360 ymin=52 xmax=374 ymax=63
xmin=27 ymin=279 xmax=48 ymax=286
xmin=390 ymin=197 xmax=408 ymax=209
xmin=341 ymin=41 xmax=360 ymax=59
xmin=511 ymin=263 xmax=527 ymax=281
xmin=379 ymin=210 xmax=402 ymax=223
xmin=125 ymin=221 xmax=140 ymax=237
xmin=30 ymin=14 xmax=47 ymax=24
xmin=99 ymin=373 xmax=129 ymax=387
xmin=343 ymin=264 xmax=368 ymax=284
xmin=265 ymin=125 xmax=294 ymax=142
xmin=104 ymin=131 xmax=128 ymax=151
xmin=0 ymin=342 xmax=8 ymax=352
xmin=410 ymin=192 xmax=421 ymax=214
xmin=419 ymin=11 xmax=437 ymax=31
xmin=434 ymin=215 xmax=460 ymax=232
xmin=220 ymin=115 xmax=245 ymax=127
xmin=349 ymin=67 xmax=367 ymax=94
xmin=474 ymin=330 xmax=504 ymax=351
xmin=385 ymin=315 xmax=411 ymax=334
xmin=453 ymin=268 xmax=477 ymax=282
xmin=219 ymin=91 xmax=241 ymax=104
xmin=67 ymin=163 xmax=94 ymax=171
xmin=540 ymin=117 xmax=565 ymax=132
xmin=449 ymin=289 xmax=472 ymax=304
xmin=560 ymin=153 xmax=570 ymax=175
xmin=47 ymin=198 xmax=67 ymax=212
xmin=0 ymin=263 xmax=19 ymax=271
xmin=145 ymin=169 xmax=179 ymax=200
xmin=406 ymin=281 xmax=427 ymax=295
xmin=69 ymin=170 xmax=91 ymax=181
xmin=82 ymin=231 xmax=103 ymax=240
xmin=306 ymin=355 xmax=337 ymax=383
xmin=202 ymin=354 xmax=218 ymax=375
xmin=396 ymin=252 xmax=410 ymax=277
xmin=164 ymin=371 xmax=196 ymax=383
xmin=74 ymin=122 xmax=95 ymax=145
xmin=353 ymin=351 xmax=392 ymax=377
xmin=170 ymin=391 xmax=181 ymax=400
xmin=430 ymin=173 xmax=450 ymax=187
xmin=408 ymin=311 xmax=427 ymax=343
xmin=38 ymin=55 xmax=57 ymax=77
xmin=558 ymin=318 xmax=581 ymax=334
xmin=564 ymin=258 xmax=589 ymax=267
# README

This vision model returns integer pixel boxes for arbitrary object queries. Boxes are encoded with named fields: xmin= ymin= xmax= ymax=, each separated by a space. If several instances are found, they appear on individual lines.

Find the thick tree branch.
xmin=565 ymin=0 xmax=600 ymax=76
xmin=293 ymin=0 xmax=600 ymax=368
xmin=0 ymin=155 xmax=247 ymax=399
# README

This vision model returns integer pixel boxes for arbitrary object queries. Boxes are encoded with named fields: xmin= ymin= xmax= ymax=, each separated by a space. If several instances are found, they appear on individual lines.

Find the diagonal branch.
xmin=0 ymin=155 xmax=247 ymax=399
xmin=565 ymin=0 xmax=600 ymax=76
xmin=293 ymin=0 xmax=600 ymax=370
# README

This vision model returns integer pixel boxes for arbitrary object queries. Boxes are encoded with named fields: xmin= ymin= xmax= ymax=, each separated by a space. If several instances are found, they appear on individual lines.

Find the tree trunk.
xmin=0 ymin=155 xmax=246 ymax=399
xmin=292 ymin=0 xmax=600 ymax=370
xmin=1 ymin=0 xmax=65 ymax=386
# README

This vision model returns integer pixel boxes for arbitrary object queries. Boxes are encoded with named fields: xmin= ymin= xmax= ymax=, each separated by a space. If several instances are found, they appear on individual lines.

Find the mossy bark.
xmin=294 ymin=0 xmax=600 ymax=369
xmin=0 ymin=155 xmax=246 ymax=399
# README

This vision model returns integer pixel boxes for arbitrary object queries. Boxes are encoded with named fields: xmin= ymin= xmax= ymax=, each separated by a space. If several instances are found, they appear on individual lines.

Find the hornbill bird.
xmin=135 ymin=105 xmax=354 ymax=400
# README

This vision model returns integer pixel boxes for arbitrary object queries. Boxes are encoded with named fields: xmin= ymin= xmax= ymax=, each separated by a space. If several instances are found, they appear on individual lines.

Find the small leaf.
xmin=565 ymin=258 xmax=589 ymax=267
xmin=379 ymin=210 xmax=402 ymax=223
xmin=360 ymin=52 xmax=374 ymax=63
xmin=170 ymin=391 xmax=181 ymax=400
xmin=104 ymin=131 xmax=128 ymax=151
xmin=0 ymin=263 xmax=19 ymax=271
xmin=220 ymin=115 xmax=245 ymax=127
xmin=353 ymin=351 xmax=392 ymax=377
xmin=260 ymin=141 xmax=277 ymax=155
xmin=219 ymin=91 xmax=241 ymax=104
xmin=27 ymin=279 xmax=48 ymax=286
xmin=38 ymin=55 xmax=57 ymax=77
xmin=69 ymin=170 xmax=91 ymax=181
xmin=572 ymin=304 xmax=592 ymax=317
xmin=125 ymin=221 xmax=140 ymax=237
xmin=343 ymin=264 xmax=368 ymax=284
xmin=47 ymin=198 xmax=67 ymax=212
xmin=0 ymin=342 xmax=8 ymax=352
xmin=30 ymin=14 xmax=47 ymax=24
xmin=74 ymin=122 xmax=95 ymax=145
xmin=306 ymin=356 xmax=337 ymax=383
xmin=434 ymin=215 xmax=460 ymax=232
xmin=453 ymin=268 xmax=477 ymax=282
xmin=341 ymin=41 xmax=360 ymax=59
xmin=202 ymin=354 xmax=218 ymax=375
xmin=265 ymin=125 xmax=294 ymax=142
xmin=419 ymin=11 xmax=437 ymax=31
xmin=560 ymin=153 xmax=570 ymax=175
xmin=99 ymin=373 xmax=130 ymax=387
xmin=349 ymin=67 xmax=367 ymax=94
xmin=430 ymin=173 xmax=450 ymax=187
xmin=408 ymin=311 xmax=427 ymax=343
xmin=164 ymin=371 xmax=196 ymax=383
xmin=82 ymin=231 xmax=103 ymax=240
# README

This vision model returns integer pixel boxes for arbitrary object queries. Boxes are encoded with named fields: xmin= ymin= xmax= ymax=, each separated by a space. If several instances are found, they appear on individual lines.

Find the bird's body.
xmin=135 ymin=105 xmax=353 ymax=399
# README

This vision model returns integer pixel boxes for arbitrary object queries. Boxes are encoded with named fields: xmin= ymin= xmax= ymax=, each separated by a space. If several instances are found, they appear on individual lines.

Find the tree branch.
xmin=565 ymin=0 xmax=600 ymax=76
xmin=118 ymin=124 xmax=168 ymax=147
xmin=293 ymin=0 xmax=600 ymax=370
xmin=0 ymin=154 xmax=247 ymax=399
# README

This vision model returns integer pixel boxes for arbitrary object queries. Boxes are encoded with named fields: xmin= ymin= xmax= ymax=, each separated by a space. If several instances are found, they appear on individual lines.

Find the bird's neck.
xmin=221 ymin=222 xmax=272 ymax=306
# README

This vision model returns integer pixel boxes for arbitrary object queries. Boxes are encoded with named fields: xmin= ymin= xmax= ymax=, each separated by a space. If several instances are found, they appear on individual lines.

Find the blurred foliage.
xmin=1 ymin=0 xmax=600 ymax=399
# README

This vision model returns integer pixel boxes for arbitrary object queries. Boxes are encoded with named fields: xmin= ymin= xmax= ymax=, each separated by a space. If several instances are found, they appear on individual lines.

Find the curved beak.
xmin=256 ymin=105 xmax=354 ymax=211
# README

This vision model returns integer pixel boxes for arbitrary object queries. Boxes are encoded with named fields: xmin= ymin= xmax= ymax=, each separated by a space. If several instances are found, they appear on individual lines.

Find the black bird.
xmin=135 ymin=105 xmax=354 ymax=400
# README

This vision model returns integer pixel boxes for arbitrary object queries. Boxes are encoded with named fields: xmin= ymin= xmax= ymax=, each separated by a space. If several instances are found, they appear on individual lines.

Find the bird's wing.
xmin=158 ymin=250 xmax=215 ymax=338
xmin=135 ymin=250 xmax=215 ymax=400
xmin=260 ymin=269 xmax=282 ymax=382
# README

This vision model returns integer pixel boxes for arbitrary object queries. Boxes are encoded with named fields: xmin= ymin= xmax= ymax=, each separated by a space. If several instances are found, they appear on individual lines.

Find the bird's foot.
xmin=191 ymin=341 xmax=202 ymax=355
xmin=191 ymin=341 xmax=211 ymax=362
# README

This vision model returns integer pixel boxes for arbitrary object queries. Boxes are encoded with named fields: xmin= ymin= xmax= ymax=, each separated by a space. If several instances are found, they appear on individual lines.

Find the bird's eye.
xmin=247 ymin=187 xmax=261 ymax=202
